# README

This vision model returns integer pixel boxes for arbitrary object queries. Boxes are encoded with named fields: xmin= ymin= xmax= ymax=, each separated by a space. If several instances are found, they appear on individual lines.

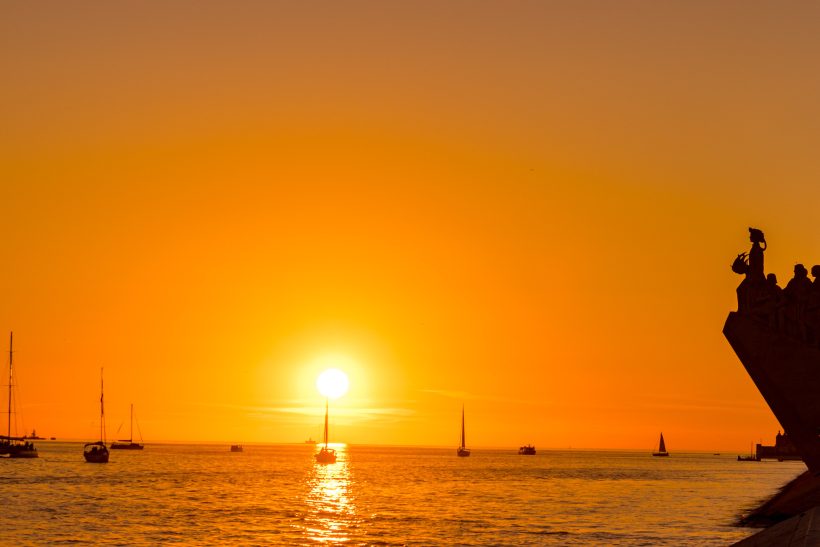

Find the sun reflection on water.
xmin=302 ymin=444 xmax=359 ymax=543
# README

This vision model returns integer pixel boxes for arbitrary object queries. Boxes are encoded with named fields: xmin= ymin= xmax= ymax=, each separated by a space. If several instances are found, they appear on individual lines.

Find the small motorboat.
xmin=518 ymin=444 xmax=536 ymax=455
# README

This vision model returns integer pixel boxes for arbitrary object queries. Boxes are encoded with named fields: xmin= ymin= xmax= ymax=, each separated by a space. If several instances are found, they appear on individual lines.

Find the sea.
xmin=0 ymin=442 xmax=804 ymax=545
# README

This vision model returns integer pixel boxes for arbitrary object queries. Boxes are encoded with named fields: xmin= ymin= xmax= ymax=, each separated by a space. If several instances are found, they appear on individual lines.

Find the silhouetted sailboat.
xmin=737 ymin=441 xmax=760 ymax=462
xmin=1 ymin=333 xmax=38 ymax=458
xmin=314 ymin=399 xmax=336 ymax=464
xmin=84 ymin=369 xmax=110 ymax=463
xmin=652 ymin=432 xmax=669 ymax=457
xmin=457 ymin=405 xmax=470 ymax=457
xmin=110 ymin=403 xmax=144 ymax=450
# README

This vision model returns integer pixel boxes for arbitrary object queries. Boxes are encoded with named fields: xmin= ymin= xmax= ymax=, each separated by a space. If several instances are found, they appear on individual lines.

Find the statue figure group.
xmin=733 ymin=228 xmax=820 ymax=341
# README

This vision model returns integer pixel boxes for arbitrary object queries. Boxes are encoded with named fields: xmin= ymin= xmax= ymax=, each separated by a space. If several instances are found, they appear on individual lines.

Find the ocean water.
xmin=0 ymin=442 xmax=803 ymax=545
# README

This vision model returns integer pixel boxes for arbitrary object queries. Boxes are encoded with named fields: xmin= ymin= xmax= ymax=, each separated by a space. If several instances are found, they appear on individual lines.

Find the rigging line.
xmin=135 ymin=409 xmax=144 ymax=443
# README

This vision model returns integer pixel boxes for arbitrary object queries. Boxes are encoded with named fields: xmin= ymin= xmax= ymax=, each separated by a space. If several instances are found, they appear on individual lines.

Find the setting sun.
xmin=316 ymin=368 xmax=349 ymax=399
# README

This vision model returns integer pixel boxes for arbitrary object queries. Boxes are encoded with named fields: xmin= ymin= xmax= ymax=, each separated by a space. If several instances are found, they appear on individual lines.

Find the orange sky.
xmin=2 ymin=2 xmax=820 ymax=450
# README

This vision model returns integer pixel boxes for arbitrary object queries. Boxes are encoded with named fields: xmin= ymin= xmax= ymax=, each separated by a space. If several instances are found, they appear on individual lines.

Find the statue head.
xmin=749 ymin=227 xmax=766 ymax=244
xmin=812 ymin=265 xmax=820 ymax=279
xmin=795 ymin=263 xmax=808 ymax=278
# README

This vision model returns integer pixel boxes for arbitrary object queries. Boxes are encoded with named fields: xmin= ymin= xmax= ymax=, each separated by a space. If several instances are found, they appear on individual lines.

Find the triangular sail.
xmin=658 ymin=433 xmax=666 ymax=453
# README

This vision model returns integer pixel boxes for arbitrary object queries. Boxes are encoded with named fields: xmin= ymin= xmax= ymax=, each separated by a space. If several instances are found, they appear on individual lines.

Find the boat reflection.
xmin=303 ymin=443 xmax=359 ymax=543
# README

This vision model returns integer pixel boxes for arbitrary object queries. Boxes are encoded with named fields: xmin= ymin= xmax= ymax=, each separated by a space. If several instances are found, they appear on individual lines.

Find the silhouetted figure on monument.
xmin=764 ymin=273 xmax=785 ymax=329
xmin=732 ymin=227 xmax=768 ymax=314
xmin=785 ymin=264 xmax=813 ymax=341
xmin=806 ymin=265 xmax=820 ymax=332
xmin=748 ymin=227 xmax=766 ymax=281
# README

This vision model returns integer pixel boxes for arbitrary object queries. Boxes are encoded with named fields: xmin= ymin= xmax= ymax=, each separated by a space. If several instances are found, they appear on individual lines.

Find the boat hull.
xmin=84 ymin=442 xmax=109 ymax=463
xmin=457 ymin=448 xmax=471 ymax=457
xmin=724 ymin=311 xmax=820 ymax=472
xmin=652 ymin=452 xmax=669 ymax=457
xmin=8 ymin=447 xmax=38 ymax=458
xmin=315 ymin=447 xmax=336 ymax=463
xmin=1 ymin=439 xmax=38 ymax=458
xmin=110 ymin=442 xmax=144 ymax=450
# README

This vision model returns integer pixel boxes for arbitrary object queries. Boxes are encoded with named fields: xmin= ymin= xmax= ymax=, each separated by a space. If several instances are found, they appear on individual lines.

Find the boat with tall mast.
xmin=314 ymin=399 xmax=336 ymax=464
xmin=84 ymin=369 xmax=110 ymax=463
xmin=652 ymin=432 xmax=669 ymax=457
xmin=1 ymin=332 xmax=38 ymax=458
xmin=457 ymin=405 xmax=470 ymax=457
xmin=110 ymin=403 xmax=144 ymax=450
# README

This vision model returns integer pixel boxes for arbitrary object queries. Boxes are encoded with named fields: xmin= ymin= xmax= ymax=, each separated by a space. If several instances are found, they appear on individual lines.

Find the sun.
xmin=316 ymin=368 xmax=349 ymax=399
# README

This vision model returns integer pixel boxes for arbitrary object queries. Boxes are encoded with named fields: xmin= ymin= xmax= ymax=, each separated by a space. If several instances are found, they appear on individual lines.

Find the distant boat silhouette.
xmin=652 ymin=433 xmax=669 ymax=457
xmin=304 ymin=437 xmax=317 ymax=444
xmin=84 ymin=368 xmax=110 ymax=463
xmin=1 ymin=333 xmax=38 ymax=458
xmin=519 ymin=444 xmax=536 ymax=455
xmin=23 ymin=429 xmax=44 ymax=440
xmin=457 ymin=405 xmax=470 ymax=457
xmin=737 ymin=441 xmax=760 ymax=462
xmin=110 ymin=403 xmax=144 ymax=450
xmin=314 ymin=399 xmax=336 ymax=464
xmin=230 ymin=444 xmax=243 ymax=452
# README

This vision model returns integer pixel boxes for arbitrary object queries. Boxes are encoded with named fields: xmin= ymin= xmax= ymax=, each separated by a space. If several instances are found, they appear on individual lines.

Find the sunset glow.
xmin=316 ymin=368 xmax=349 ymax=400
xmin=2 ymin=1 xmax=818 ymax=452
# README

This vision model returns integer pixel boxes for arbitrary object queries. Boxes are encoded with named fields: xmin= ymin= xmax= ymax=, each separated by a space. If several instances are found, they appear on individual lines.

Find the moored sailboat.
xmin=314 ymin=399 xmax=336 ymax=464
xmin=457 ymin=405 xmax=470 ymax=457
xmin=110 ymin=403 xmax=144 ymax=450
xmin=1 ymin=332 xmax=38 ymax=458
xmin=84 ymin=369 xmax=110 ymax=463
xmin=652 ymin=432 xmax=669 ymax=457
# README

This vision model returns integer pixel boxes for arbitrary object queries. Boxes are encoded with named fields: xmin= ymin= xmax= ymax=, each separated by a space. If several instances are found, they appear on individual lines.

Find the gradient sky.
xmin=2 ymin=1 xmax=820 ymax=450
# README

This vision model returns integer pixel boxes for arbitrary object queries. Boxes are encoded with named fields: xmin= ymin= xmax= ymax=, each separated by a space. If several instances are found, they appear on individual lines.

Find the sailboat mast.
xmin=324 ymin=398 xmax=329 ymax=448
xmin=100 ymin=369 xmax=106 ymax=444
xmin=7 ymin=332 xmax=13 ymax=439
xmin=130 ymin=403 xmax=133 ymax=442
xmin=461 ymin=405 xmax=465 ymax=449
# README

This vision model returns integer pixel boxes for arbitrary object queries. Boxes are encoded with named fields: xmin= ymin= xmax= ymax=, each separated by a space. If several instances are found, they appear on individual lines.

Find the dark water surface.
xmin=0 ymin=442 xmax=803 ymax=545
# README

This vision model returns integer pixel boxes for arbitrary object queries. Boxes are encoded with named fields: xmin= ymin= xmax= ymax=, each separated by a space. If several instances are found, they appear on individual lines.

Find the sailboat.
xmin=737 ymin=441 xmax=760 ymax=462
xmin=83 ymin=369 xmax=110 ymax=463
xmin=314 ymin=399 xmax=336 ymax=464
xmin=110 ymin=403 xmax=144 ymax=450
xmin=1 ymin=332 xmax=38 ymax=458
xmin=457 ymin=405 xmax=470 ymax=457
xmin=652 ymin=432 xmax=669 ymax=457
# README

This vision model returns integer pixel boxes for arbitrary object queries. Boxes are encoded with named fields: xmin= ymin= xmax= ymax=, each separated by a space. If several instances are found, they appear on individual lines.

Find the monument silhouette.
xmin=724 ymin=228 xmax=820 ymax=530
